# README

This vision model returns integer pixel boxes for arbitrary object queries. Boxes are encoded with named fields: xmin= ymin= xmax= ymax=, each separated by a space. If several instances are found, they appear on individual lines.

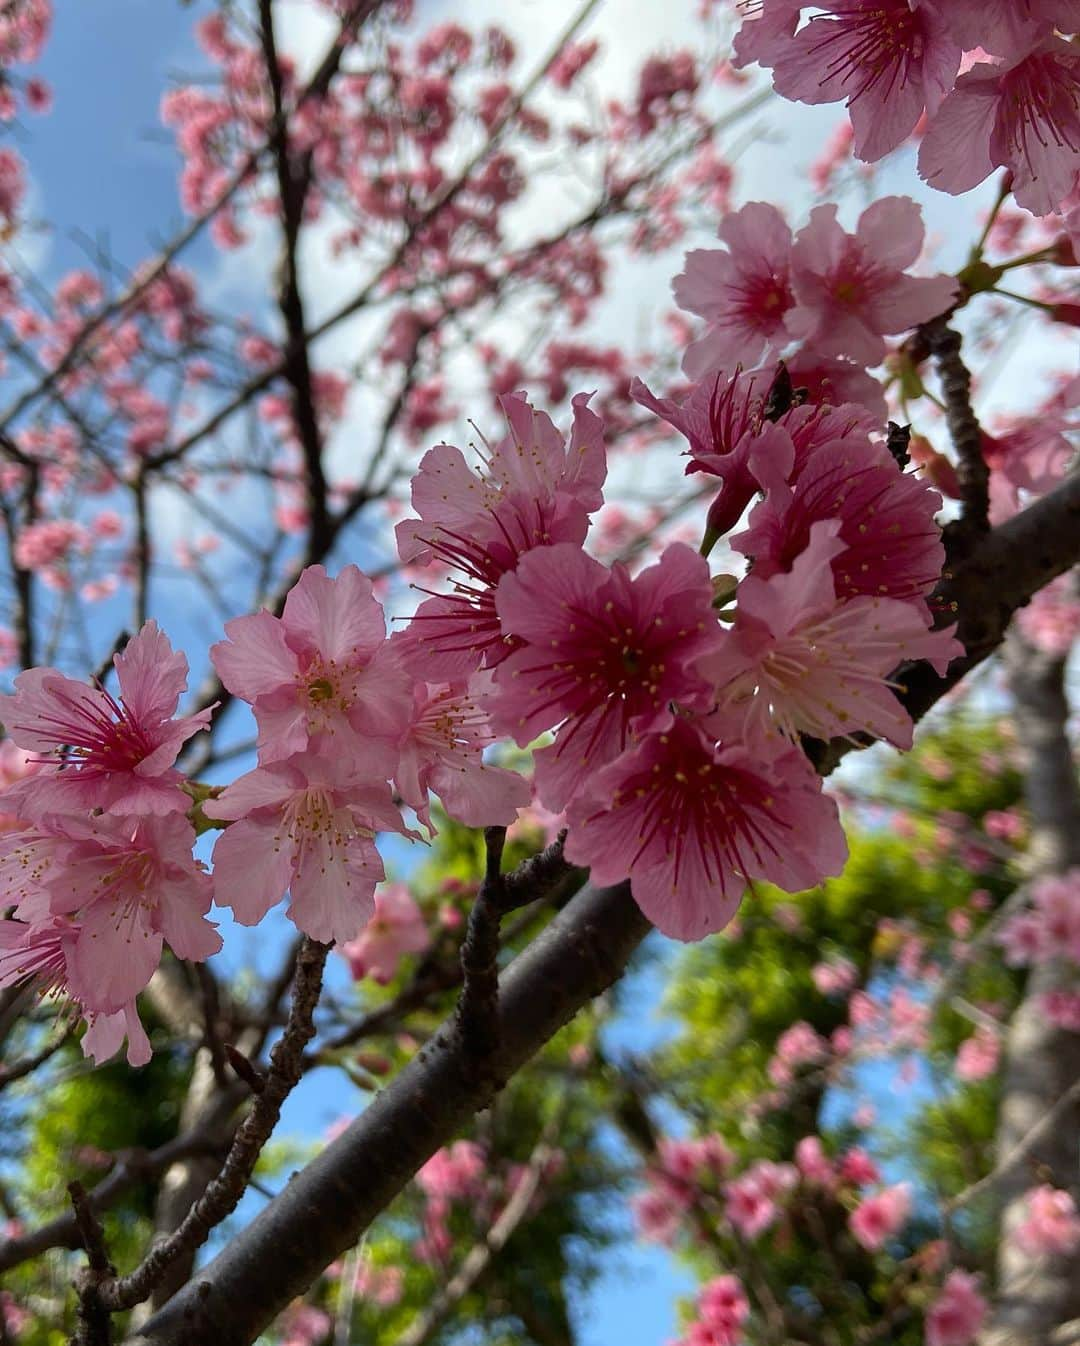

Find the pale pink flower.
xmin=795 ymin=1136 xmax=835 ymax=1187
xmin=278 ymin=1303 xmax=331 ymax=1346
xmin=1013 ymin=1184 xmax=1080 ymax=1257
xmin=564 ymin=717 xmax=847 ymax=941
xmin=850 ymin=1182 xmax=911 ymax=1250
xmin=0 ymin=813 xmax=218 ymax=1014
xmin=672 ymin=202 xmax=795 ymax=375
xmin=996 ymin=908 xmax=1046 ymax=966
xmin=939 ymin=1 xmax=1080 ymax=55
xmin=0 ymin=621 xmax=210 ymax=819
xmin=925 ymin=1270 xmax=987 ymax=1346
xmin=353 ymin=1261 xmax=404 ymax=1307
xmin=982 ymin=420 xmax=1074 ymax=522
xmin=711 ymin=519 xmax=961 ymax=749
xmin=395 ymin=392 xmax=606 ymax=677
xmin=731 ymin=0 xmax=803 ymax=70
xmin=919 ymin=38 xmax=1080 ymax=218
xmin=725 ymin=1172 xmax=780 ymax=1240
xmin=206 ymin=753 xmax=412 ymax=945
xmin=632 ymin=1185 xmax=687 ymax=1245
xmin=1016 ymin=574 xmax=1080 ymax=658
xmin=812 ymin=954 xmax=858 ymax=996
xmin=393 ymin=677 xmax=531 ymax=830
xmin=211 ymin=564 xmax=409 ymax=768
xmin=491 ymin=542 xmax=721 ymax=811
xmin=340 ymin=884 xmax=430 ymax=985
xmin=0 ymin=739 xmax=41 ymax=832
xmin=417 ymin=1140 xmax=485 ymax=1201
xmin=733 ymin=434 xmax=947 ymax=616
xmin=769 ymin=1 xmax=961 ymax=163
xmin=787 ymin=198 xmax=958 ymax=367
xmin=955 ymin=1026 xmax=1000 ymax=1081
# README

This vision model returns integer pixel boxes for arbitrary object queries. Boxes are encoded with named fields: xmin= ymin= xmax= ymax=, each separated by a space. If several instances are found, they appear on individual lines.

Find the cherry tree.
xmin=0 ymin=1 xmax=1077 ymax=1344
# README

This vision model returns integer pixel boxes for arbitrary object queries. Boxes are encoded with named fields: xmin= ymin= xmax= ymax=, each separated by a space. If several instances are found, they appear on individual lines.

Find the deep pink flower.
xmin=394 ymin=676 xmax=531 ymax=830
xmin=206 ymin=752 xmax=413 ymax=944
xmin=0 ymin=621 xmax=210 ymax=819
xmin=725 ymin=1173 xmax=780 ymax=1240
xmin=340 ymin=883 xmax=430 ymax=985
xmin=491 ymin=542 xmax=721 ymax=812
xmin=769 ymin=1 xmax=960 ymax=163
xmin=672 ymin=202 xmax=795 ymax=375
xmin=563 ymin=716 xmax=847 ymax=940
xmin=787 ymin=198 xmax=958 ymax=366
xmin=919 ymin=39 xmax=1080 ymax=218
xmin=850 ymin=1182 xmax=911 ymax=1250
xmin=1013 ymin=1184 xmax=1080 ymax=1257
xmin=395 ymin=392 xmax=606 ymax=677
xmin=211 ymin=564 xmax=409 ymax=768
xmin=0 ymin=813 xmax=218 ymax=1013
xmin=733 ymin=434 xmax=947 ymax=616
xmin=839 ymin=1147 xmax=880 ymax=1187
xmin=711 ymin=519 xmax=961 ymax=748
xmin=925 ymin=1270 xmax=988 ymax=1346
xmin=699 ymin=1274 xmax=750 ymax=1334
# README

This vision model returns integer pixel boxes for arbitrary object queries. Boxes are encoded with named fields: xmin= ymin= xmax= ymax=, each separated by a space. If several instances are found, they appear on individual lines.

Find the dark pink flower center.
xmin=1000 ymin=53 xmax=1080 ymax=163
xmin=806 ymin=2 xmax=924 ymax=103
xmin=31 ymin=685 xmax=156 ymax=773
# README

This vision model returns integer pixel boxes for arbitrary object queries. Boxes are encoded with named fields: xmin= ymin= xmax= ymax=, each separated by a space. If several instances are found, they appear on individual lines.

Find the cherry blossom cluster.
xmin=673 ymin=1274 xmax=750 ymax=1346
xmin=732 ymin=1 xmax=1080 ymax=232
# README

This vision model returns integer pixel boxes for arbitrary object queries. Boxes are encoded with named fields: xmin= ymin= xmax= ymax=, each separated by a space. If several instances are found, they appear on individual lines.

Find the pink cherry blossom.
xmin=925 ymin=1270 xmax=987 ymax=1346
xmin=699 ymin=1274 xmax=750 ymax=1339
xmin=850 ymin=1182 xmax=911 ymax=1250
xmin=768 ymin=2 xmax=961 ymax=163
xmin=352 ymin=1261 xmax=404 ymax=1307
xmin=671 ymin=202 xmax=795 ymax=375
xmin=417 ymin=1140 xmax=485 ymax=1201
xmin=731 ymin=0 xmax=803 ymax=70
xmin=812 ymin=954 xmax=858 ymax=996
xmin=340 ymin=883 xmax=430 ymax=985
xmin=787 ymin=198 xmax=958 ymax=366
xmin=210 ymin=564 xmax=409 ymax=767
xmin=0 ymin=813 xmax=218 ymax=1014
xmin=206 ymin=753 xmax=413 ymax=945
xmin=733 ymin=434 xmax=947 ymax=616
xmin=939 ymin=1 xmax=1080 ymax=55
xmin=919 ymin=38 xmax=1080 ymax=218
xmin=839 ymin=1147 xmax=880 ymax=1187
xmin=395 ymin=391 xmax=606 ymax=677
xmin=795 ymin=1136 xmax=835 ymax=1187
xmin=711 ymin=519 xmax=961 ymax=748
xmin=563 ymin=716 xmax=847 ymax=941
xmin=724 ymin=1172 xmax=780 ymax=1241
xmin=1016 ymin=573 xmax=1080 ymax=658
xmin=982 ymin=419 xmax=1074 ymax=522
xmin=0 ymin=621 xmax=210 ymax=819
xmin=1013 ymin=1184 xmax=1080 ymax=1257
xmin=393 ymin=676 xmax=531 ymax=830
xmin=491 ymin=541 xmax=721 ymax=811
xmin=955 ymin=1026 xmax=1000 ymax=1081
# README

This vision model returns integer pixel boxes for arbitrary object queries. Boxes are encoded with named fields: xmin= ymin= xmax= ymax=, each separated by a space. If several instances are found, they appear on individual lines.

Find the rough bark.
xmin=981 ymin=625 xmax=1080 ymax=1346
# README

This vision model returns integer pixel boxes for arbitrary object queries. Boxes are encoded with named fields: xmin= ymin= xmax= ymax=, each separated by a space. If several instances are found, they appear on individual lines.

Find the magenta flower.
xmin=849 ymin=1182 xmax=911 ymax=1250
xmin=940 ymin=1 xmax=1080 ymax=54
xmin=925 ymin=1270 xmax=987 ymax=1346
xmin=340 ymin=883 xmax=430 ymax=985
xmin=490 ymin=542 xmax=721 ymax=812
xmin=210 ymin=564 xmax=410 ymax=767
xmin=787 ymin=198 xmax=957 ymax=367
xmin=394 ymin=675 xmax=531 ymax=830
xmin=919 ymin=38 xmax=1080 ymax=218
xmin=711 ymin=520 xmax=962 ymax=749
xmin=0 ymin=916 xmax=152 ymax=1066
xmin=0 ymin=812 xmax=218 ymax=1013
xmin=395 ymin=391 xmax=607 ymax=677
xmin=733 ymin=434 xmax=947 ymax=616
xmin=563 ymin=717 xmax=847 ymax=940
xmin=206 ymin=752 xmax=415 ymax=944
xmin=671 ymin=202 xmax=795 ymax=376
xmin=0 ymin=620 xmax=210 ymax=820
xmin=768 ymin=1 xmax=960 ymax=163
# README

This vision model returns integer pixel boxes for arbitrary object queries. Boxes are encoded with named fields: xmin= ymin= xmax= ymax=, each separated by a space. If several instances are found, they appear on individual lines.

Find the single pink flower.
xmin=925 ymin=1270 xmax=988 ymax=1346
xmin=955 ymin=1026 xmax=1000 ymax=1081
xmin=699 ymin=1274 xmax=750 ymax=1333
xmin=417 ymin=1140 xmax=485 ymax=1201
xmin=1013 ymin=1184 xmax=1080 ymax=1257
xmin=725 ymin=1173 xmax=780 ymax=1240
xmin=0 ymin=813 xmax=218 ymax=1014
xmin=795 ymin=1136 xmax=835 ymax=1187
xmin=563 ymin=716 xmax=848 ymax=941
xmin=711 ymin=519 xmax=962 ymax=749
xmin=206 ymin=752 xmax=414 ymax=945
xmin=768 ymin=1 xmax=961 ymax=163
xmin=787 ymin=198 xmax=958 ymax=367
xmin=919 ymin=38 xmax=1080 ymax=218
xmin=849 ymin=1182 xmax=911 ymax=1250
xmin=631 ymin=1185 xmax=686 ymax=1245
xmin=340 ymin=883 xmax=430 ymax=985
xmin=672 ymin=202 xmax=795 ymax=375
xmin=733 ymin=434 xmax=947 ymax=617
xmin=0 ymin=621 xmax=210 ymax=819
xmin=839 ymin=1147 xmax=880 ymax=1187
xmin=393 ymin=676 xmax=531 ymax=830
xmin=210 ymin=564 xmax=409 ymax=767
xmin=491 ymin=542 xmax=721 ymax=812
xmin=395 ymin=391 xmax=606 ymax=677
